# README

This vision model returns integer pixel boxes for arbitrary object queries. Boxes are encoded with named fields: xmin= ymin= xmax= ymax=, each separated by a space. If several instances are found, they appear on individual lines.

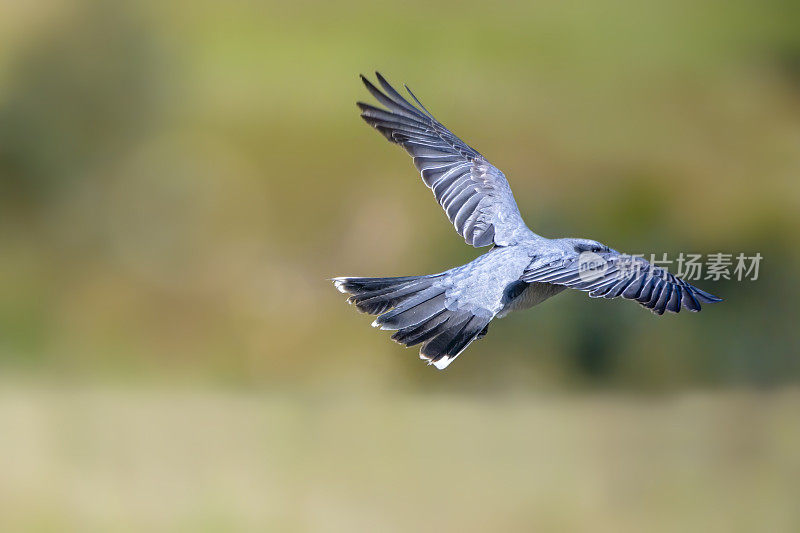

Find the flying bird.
xmin=333 ymin=72 xmax=721 ymax=370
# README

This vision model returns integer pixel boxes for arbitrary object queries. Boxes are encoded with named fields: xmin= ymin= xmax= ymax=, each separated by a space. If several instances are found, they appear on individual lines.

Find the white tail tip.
xmin=419 ymin=352 xmax=453 ymax=370
xmin=332 ymin=278 xmax=348 ymax=294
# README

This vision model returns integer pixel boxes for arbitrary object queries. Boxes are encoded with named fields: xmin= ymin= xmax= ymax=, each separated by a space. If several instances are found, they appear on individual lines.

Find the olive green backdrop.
xmin=1 ymin=0 xmax=799 ymax=531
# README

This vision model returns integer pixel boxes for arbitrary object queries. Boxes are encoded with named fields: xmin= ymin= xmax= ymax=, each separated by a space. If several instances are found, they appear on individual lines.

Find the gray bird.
xmin=333 ymin=73 xmax=721 ymax=370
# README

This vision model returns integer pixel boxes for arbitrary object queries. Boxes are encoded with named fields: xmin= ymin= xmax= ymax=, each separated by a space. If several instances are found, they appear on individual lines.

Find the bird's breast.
xmin=497 ymin=282 xmax=566 ymax=318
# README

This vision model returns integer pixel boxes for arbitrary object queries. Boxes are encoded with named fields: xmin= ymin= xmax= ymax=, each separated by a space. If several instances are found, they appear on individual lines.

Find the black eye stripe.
xmin=574 ymin=243 xmax=604 ymax=253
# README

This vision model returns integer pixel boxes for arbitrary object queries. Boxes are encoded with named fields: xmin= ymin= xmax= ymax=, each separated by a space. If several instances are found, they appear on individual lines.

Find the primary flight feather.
xmin=333 ymin=72 xmax=721 ymax=370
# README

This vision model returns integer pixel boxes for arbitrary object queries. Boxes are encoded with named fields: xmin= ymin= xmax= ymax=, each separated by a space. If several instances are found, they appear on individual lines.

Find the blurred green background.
xmin=1 ymin=0 xmax=799 ymax=531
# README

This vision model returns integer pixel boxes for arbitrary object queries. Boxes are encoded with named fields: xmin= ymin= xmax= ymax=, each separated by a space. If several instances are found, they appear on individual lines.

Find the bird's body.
xmin=333 ymin=73 xmax=721 ymax=370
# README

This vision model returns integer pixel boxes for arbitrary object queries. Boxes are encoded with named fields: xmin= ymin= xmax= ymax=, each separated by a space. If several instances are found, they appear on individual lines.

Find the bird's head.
xmin=556 ymin=238 xmax=613 ymax=255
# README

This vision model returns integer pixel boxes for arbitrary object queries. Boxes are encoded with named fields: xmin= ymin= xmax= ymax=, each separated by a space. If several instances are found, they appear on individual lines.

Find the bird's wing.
xmin=522 ymin=251 xmax=722 ymax=315
xmin=358 ymin=72 xmax=531 ymax=247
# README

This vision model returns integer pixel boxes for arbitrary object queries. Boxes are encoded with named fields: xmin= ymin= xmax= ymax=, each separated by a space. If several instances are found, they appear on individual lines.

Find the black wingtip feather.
xmin=374 ymin=72 xmax=415 ymax=109
xmin=404 ymin=83 xmax=433 ymax=117
xmin=693 ymin=288 xmax=723 ymax=303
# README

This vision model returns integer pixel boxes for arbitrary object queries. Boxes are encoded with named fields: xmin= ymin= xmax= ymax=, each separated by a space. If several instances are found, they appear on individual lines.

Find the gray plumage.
xmin=333 ymin=72 xmax=722 ymax=370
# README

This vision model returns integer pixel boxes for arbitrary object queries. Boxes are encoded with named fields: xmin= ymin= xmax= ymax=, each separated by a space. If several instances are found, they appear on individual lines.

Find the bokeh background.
xmin=1 ymin=0 xmax=799 ymax=531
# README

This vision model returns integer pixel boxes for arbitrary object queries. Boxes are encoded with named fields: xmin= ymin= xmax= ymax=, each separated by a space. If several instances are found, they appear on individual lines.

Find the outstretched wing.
xmin=358 ymin=72 xmax=532 ymax=247
xmin=522 ymin=252 xmax=722 ymax=315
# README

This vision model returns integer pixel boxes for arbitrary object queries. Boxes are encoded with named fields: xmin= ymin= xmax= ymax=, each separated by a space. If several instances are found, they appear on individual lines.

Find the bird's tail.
xmin=332 ymin=274 xmax=491 ymax=369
